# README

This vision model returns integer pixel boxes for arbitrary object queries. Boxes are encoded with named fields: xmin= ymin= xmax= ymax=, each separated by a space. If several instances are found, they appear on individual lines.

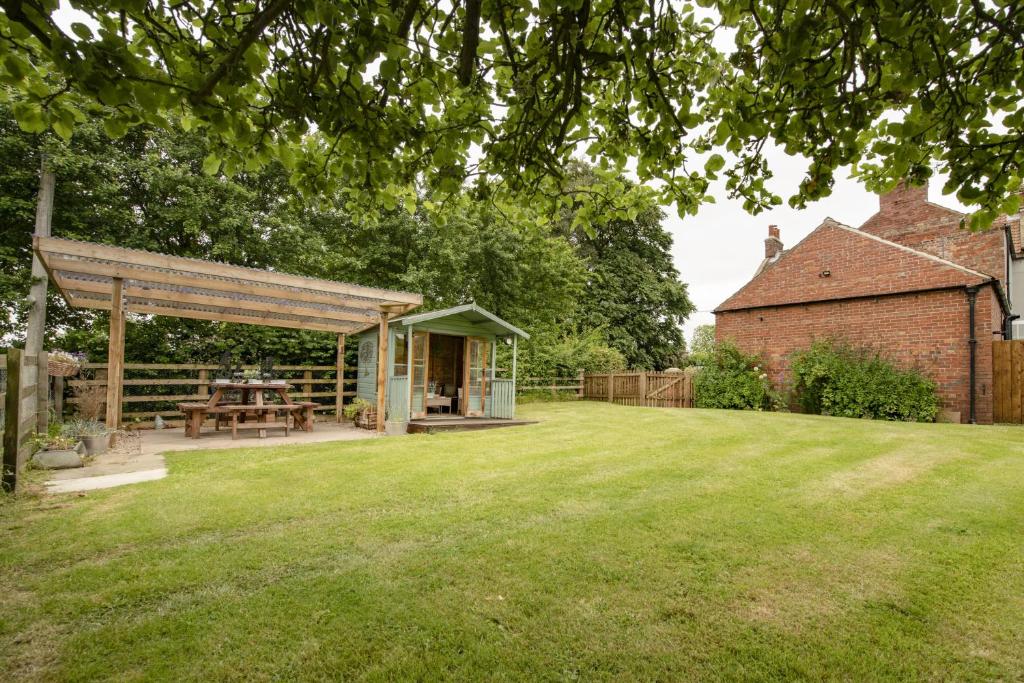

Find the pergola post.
xmin=335 ymin=333 xmax=346 ymax=422
xmin=376 ymin=312 xmax=389 ymax=432
xmin=511 ymin=336 xmax=518 ymax=417
xmin=105 ymin=277 xmax=126 ymax=429
xmin=406 ymin=325 xmax=414 ymax=420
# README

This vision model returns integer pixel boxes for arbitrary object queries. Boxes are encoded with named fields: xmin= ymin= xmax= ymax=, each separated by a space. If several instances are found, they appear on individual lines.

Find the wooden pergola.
xmin=33 ymin=237 xmax=422 ymax=432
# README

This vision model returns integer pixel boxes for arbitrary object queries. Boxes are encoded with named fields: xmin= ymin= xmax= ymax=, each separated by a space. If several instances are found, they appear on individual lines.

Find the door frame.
xmin=409 ymin=330 xmax=429 ymax=419
xmin=462 ymin=336 xmax=489 ymax=417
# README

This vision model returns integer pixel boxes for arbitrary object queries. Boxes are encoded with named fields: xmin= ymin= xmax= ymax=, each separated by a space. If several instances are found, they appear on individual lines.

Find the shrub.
xmin=693 ymin=342 xmax=776 ymax=410
xmin=790 ymin=339 xmax=939 ymax=422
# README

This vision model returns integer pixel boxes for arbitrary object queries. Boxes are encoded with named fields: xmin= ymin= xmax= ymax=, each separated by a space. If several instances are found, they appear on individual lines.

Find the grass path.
xmin=2 ymin=403 xmax=1024 ymax=680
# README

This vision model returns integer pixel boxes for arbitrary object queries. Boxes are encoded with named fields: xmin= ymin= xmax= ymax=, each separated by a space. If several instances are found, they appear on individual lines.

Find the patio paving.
xmin=46 ymin=421 xmax=378 ymax=494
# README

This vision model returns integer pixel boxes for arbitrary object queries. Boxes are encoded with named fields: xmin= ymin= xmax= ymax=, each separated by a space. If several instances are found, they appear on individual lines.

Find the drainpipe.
xmin=1006 ymin=314 xmax=1020 ymax=340
xmin=966 ymin=286 xmax=978 ymax=424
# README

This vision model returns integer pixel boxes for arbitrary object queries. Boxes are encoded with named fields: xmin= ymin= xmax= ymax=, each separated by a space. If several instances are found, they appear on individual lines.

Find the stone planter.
xmin=82 ymin=433 xmax=110 ymax=456
xmin=32 ymin=449 xmax=83 ymax=470
xmin=384 ymin=420 xmax=408 ymax=436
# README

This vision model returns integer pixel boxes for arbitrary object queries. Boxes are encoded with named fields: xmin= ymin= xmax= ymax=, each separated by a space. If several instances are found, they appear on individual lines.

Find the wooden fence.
xmin=582 ymin=369 xmax=696 ymax=408
xmin=2 ymin=349 xmax=46 ymax=492
xmin=993 ymin=340 xmax=1024 ymax=423
xmin=515 ymin=371 xmax=585 ymax=398
xmin=68 ymin=362 xmax=357 ymax=428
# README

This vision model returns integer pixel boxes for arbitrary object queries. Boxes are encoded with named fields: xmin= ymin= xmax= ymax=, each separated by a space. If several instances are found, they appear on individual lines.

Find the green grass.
xmin=2 ymin=403 xmax=1024 ymax=681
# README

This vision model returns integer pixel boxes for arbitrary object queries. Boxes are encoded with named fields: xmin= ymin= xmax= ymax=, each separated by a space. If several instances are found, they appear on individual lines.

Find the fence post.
xmin=607 ymin=372 xmax=614 ymax=403
xmin=638 ymin=371 xmax=647 ymax=408
xmin=304 ymin=369 xmax=313 ymax=402
xmin=36 ymin=351 xmax=48 ymax=433
xmin=53 ymin=374 xmax=63 ymax=422
xmin=577 ymin=370 xmax=584 ymax=400
xmin=197 ymin=369 xmax=208 ymax=400
xmin=3 ymin=349 xmax=22 ymax=492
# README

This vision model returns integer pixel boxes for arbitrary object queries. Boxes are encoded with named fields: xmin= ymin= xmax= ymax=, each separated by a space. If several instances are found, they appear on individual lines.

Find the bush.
xmin=790 ymin=339 xmax=939 ymax=422
xmin=693 ymin=342 xmax=776 ymax=410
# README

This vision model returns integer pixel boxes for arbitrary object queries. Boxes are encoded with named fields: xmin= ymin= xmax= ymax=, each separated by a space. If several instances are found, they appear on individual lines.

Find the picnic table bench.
xmin=176 ymin=381 xmax=317 ymax=439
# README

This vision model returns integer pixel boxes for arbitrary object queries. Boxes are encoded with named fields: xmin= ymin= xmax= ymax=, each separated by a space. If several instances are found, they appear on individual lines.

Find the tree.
xmin=689 ymin=324 xmax=715 ymax=365
xmin=557 ymin=164 xmax=693 ymax=370
xmin=1 ymin=2 xmax=1021 ymax=224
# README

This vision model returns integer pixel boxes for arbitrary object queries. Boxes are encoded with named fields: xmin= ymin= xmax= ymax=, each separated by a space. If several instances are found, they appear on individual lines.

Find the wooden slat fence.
xmin=582 ymin=369 xmax=696 ymax=408
xmin=993 ymin=340 xmax=1024 ymax=423
xmin=68 ymin=362 xmax=358 ymax=428
xmin=515 ymin=371 xmax=585 ymax=398
xmin=3 ymin=349 xmax=45 ymax=492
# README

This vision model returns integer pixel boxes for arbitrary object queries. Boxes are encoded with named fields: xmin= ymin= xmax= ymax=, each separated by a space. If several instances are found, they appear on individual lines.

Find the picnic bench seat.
xmin=177 ymin=401 xmax=298 ymax=439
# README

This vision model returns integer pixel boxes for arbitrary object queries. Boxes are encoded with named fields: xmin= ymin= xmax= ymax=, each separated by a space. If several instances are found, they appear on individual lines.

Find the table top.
xmin=211 ymin=382 xmax=292 ymax=390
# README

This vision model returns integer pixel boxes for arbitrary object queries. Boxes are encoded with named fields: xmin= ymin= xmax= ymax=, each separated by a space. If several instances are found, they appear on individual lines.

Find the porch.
xmin=406 ymin=416 xmax=538 ymax=434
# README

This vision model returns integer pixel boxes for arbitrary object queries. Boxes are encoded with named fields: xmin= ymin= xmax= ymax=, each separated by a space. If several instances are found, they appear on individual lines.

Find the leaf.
xmin=202 ymin=152 xmax=221 ymax=175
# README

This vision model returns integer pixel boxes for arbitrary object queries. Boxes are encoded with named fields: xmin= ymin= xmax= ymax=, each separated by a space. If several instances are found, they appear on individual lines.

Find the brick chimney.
xmin=879 ymin=179 xmax=928 ymax=212
xmin=765 ymin=225 xmax=783 ymax=259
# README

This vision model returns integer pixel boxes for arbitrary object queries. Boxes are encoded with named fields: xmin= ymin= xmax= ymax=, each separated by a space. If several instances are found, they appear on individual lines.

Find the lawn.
xmin=2 ymin=402 xmax=1024 ymax=681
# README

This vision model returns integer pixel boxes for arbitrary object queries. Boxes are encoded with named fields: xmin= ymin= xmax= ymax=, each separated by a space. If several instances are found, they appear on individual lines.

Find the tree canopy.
xmin=0 ymin=101 xmax=689 ymax=373
xmin=1 ymin=1 xmax=1021 ymax=225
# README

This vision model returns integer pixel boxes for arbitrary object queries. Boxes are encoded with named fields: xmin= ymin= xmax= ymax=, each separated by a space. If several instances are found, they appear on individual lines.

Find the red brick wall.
xmin=715 ymin=285 xmax=1003 ymax=424
xmin=717 ymin=221 xmax=988 ymax=312
xmin=859 ymin=181 xmax=1007 ymax=280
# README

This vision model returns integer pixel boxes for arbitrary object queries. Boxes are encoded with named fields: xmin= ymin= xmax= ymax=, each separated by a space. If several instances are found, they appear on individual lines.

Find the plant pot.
xmin=247 ymin=379 xmax=263 ymax=384
xmin=32 ymin=448 xmax=83 ymax=469
xmin=82 ymin=433 xmax=110 ymax=456
xmin=384 ymin=420 xmax=408 ymax=436
xmin=270 ymin=379 xmax=287 ymax=385
xmin=213 ymin=378 xmax=231 ymax=385
xmin=48 ymin=360 xmax=80 ymax=377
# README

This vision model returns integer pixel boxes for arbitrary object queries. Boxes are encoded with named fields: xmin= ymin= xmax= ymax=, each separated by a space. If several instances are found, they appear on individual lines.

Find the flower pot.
xmin=81 ymin=433 xmax=110 ymax=456
xmin=213 ymin=378 xmax=231 ymax=385
xmin=32 ymin=449 xmax=83 ymax=469
xmin=48 ymin=359 xmax=80 ymax=377
xmin=270 ymin=379 xmax=287 ymax=385
xmin=247 ymin=378 xmax=263 ymax=384
xmin=384 ymin=420 xmax=408 ymax=436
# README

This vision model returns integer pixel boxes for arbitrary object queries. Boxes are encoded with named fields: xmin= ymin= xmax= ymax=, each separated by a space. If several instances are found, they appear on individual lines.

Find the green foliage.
xmin=521 ymin=329 xmax=627 ymax=378
xmin=689 ymin=324 xmax=716 ymax=365
xmin=693 ymin=342 xmax=775 ymax=411
xmin=2 ymin=2 xmax=1020 ymax=224
xmin=790 ymin=339 xmax=939 ymax=423
xmin=61 ymin=418 xmax=108 ymax=438
xmin=343 ymin=398 xmax=373 ymax=420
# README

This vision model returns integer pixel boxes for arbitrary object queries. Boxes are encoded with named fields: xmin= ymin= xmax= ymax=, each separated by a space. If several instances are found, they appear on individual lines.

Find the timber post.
xmin=336 ymin=334 xmax=345 ymax=421
xmin=3 ymin=349 xmax=21 ymax=492
xmin=376 ymin=312 xmax=389 ymax=432
xmin=104 ymin=277 xmax=126 ymax=429
xmin=638 ymin=370 xmax=647 ymax=408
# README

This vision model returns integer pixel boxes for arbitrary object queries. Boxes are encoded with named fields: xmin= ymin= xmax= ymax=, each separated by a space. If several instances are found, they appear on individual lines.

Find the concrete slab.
xmin=45 ymin=421 xmax=377 ymax=493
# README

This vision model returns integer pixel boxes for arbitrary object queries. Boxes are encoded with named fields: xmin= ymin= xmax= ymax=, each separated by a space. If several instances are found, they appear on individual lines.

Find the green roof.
xmin=392 ymin=303 xmax=529 ymax=339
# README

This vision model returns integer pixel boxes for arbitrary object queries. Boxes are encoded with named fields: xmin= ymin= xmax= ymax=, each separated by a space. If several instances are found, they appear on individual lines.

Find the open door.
xmin=410 ymin=331 xmax=429 ymax=419
xmin=463 ymin=337 xmax=489 ymax=417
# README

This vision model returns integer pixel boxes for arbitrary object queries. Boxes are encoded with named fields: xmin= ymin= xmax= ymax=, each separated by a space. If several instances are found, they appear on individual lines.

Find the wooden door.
xmin=464 ymin=337 xmax=489 ymax=416
xmin=410 ymin=331 xmax=429 ymax=419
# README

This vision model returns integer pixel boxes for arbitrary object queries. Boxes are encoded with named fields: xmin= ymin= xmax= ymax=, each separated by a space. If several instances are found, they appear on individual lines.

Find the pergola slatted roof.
xmin=34 ymin=236 xmax=422 ymax=334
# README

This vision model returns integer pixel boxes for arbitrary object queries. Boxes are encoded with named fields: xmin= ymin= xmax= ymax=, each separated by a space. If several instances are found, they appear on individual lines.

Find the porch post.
xmin=376 ymin=312 xmax=389 ymax=432
xmin=511 ymin=335 xmax=518 ymax=418
xmin=335 ymin=334 xmax=345 ymax=422
xmin=105 ymin=277 xmax=126 ymax=429
xmin=406 ymin=324 xmax=413 ymax=420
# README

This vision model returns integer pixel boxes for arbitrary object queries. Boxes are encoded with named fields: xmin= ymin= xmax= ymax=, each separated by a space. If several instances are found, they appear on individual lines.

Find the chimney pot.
xmin=764 ymin=225 xmax=783 ymax=259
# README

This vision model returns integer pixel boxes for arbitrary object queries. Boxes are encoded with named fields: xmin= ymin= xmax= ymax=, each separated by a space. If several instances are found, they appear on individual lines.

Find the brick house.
xmin=715 ymin=181 xmax=1024 ymax=424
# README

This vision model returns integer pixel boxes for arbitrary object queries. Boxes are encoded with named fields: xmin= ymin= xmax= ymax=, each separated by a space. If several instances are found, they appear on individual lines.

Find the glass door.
xmin=464 ymin=337 xmax=489 ymax=416
xmin=410 ymin=332 xmax=428 ymax=419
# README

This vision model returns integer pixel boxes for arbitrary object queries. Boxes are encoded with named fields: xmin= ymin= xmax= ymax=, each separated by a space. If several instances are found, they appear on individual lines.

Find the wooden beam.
xmin=65 ymin=293 xmax=358 ymax=335
xmin=57 ymin=275 xmax=377 ymax=325
xmin=45 ymin=256 xmax=382 ymax=320
xmin=3 ymin=348 xmax=21 ymax=492
xmin=105 ymin=278 xmax=125 ymax=429
xmin=376 ymin=313 xmax=389 ymax=432
xmin=336 ymin=334 xmax=346 ymax=422
xmin=36 ymin=236 xmax=422 ymax=305
xmin=511 ymin=336 xmax=517 ymax=418
xmin=406 ymin=325 xmax=414 ymax=421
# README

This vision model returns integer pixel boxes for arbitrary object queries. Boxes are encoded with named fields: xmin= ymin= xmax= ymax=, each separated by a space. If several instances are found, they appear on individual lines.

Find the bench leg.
xmin=305 ymin=406 xmax=314 ymax=432
xmin=191 ymin=411 xmax=202 ymax=439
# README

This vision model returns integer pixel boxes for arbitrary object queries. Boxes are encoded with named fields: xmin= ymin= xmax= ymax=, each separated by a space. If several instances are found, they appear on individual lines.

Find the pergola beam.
xmin=58 ymin=275 xmax=374 ymax=326
xmin=36 ymin=236 xmax=421 ymax=305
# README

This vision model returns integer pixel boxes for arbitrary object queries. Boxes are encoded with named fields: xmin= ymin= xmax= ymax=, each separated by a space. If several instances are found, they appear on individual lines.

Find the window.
xmin=394 ymin=333 xmax=408 ymax=377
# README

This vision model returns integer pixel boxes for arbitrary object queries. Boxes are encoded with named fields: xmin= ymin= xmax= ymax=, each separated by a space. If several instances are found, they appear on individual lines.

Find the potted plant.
xmin=213 ymin=351 xmax=235 ymax=384
xmin=64 ymin=419 xmax=111 ymax=455
xmin=242 ymin=368 xmax=263 ymax=384
xmin=30 ymin=429 xmax=83 ymax=469
xmin=344 ymin=398 xmax=377 ymax=430
xmin=48 ymin=349 xmax=83 ymax=377
xmin=261 ymin=356 xmax=286 ymax=384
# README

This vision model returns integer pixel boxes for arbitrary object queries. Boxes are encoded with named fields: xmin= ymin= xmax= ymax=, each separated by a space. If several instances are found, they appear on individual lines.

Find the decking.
xmin=407 ymin=417 xmax=537 ymax=434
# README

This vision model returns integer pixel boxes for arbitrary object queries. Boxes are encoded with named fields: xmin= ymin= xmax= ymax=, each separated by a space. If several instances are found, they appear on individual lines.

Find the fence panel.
xmin=581 ymin=369 xmax=695 ymax=409
xmin=3 ymin=349 xmax=42 ymax=492
xmin=993 ymin=340 xmax=1024 ymax=424
xmin=67 ymin=362 xmax=358 ymax=428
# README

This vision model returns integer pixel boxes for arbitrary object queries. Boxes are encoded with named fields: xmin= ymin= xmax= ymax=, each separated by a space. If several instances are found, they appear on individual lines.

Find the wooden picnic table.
xmin=179 ymin=382 xmax=316 ymax=439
